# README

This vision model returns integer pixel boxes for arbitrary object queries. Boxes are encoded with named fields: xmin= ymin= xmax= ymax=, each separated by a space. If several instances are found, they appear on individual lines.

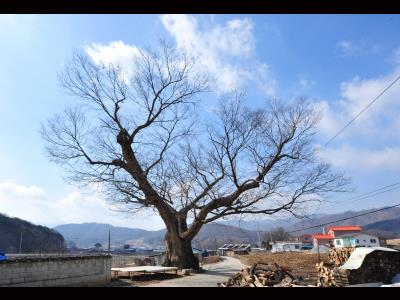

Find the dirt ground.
xmin=202 ymin=255 xmax=222 ymax=265
xmin=105 ymin=272 xmax=183 ymax=287
xmin=239 ymin=252 xmax=329 ymax=283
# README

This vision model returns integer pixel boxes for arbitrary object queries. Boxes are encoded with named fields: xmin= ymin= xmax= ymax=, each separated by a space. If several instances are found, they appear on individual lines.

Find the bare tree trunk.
xmin=163 ymin=230 xmax=199 ymax=270
xmin=162 ymin=215 xmax=199 ymax=270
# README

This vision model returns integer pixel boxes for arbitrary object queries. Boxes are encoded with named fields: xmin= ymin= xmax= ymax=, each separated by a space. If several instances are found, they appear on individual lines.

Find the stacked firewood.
xmin=316 ymin=261 xmax=344 ymax=287
xmin=328 ymin=247 xmax=354 ymax=267
xmin=218 ymin=263 xmax=307 ymax=287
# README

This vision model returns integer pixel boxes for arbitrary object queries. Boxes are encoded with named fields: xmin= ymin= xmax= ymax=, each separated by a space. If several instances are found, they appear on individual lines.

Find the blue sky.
xmin=0 ymin=14 xmax=399 ymax=230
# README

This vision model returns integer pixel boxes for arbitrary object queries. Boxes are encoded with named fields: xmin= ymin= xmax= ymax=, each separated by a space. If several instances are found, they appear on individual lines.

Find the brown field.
xmin=239 ymin=252 xmax=329 ymax=283
xmin=202 ymin=255 xmax=222 ymax=265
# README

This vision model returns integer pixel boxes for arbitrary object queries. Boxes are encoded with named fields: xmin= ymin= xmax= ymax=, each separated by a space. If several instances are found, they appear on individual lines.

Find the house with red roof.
xmin=311 ymin=226 xmax=363 ymax=247
xmin=327 ymin=226 xmax=362 ymax=238
xmin=312 ymin=234 xmax=334 ymax=247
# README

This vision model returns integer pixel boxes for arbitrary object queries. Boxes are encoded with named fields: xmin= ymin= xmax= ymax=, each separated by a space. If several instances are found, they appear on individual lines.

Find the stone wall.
xmin=111 ymin=254 xmax=154 ymax=267
xmin=111 ymin=254 xmax=165 ymax=267
xmin=0 ymin=254 xmax=111 ymax=287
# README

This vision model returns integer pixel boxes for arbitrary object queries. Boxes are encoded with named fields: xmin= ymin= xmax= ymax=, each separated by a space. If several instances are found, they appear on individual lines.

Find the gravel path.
xmin=144 ymin=256 xmax=246 ymax=287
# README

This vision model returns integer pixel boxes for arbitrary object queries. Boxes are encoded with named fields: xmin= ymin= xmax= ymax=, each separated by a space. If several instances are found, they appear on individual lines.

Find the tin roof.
xmin=327 ymin=226 xmax=362 ymax=232
xmin=312 ymin=234 xmax=334 ymax=240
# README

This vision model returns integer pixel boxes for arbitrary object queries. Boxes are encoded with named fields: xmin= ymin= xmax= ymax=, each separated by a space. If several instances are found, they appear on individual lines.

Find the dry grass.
xmin=239 ymin=252 xmax=329 ymax=282
xmin=387 ymin=239 xmax=400 ymax=246
xmin=202 ymin=255 xmax=222 ymax=265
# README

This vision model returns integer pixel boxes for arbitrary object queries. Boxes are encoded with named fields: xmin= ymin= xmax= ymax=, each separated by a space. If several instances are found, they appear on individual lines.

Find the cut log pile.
xmin=315 ymin=261 xmax=349 ymax=287
xmin=328 ymin=247 xmax=355 ymax=267
xmin=218 ymin=263 xmax=311 ymax=287
xmin=344 ymin=250 xmax=400 ymax=285
xmin=316 ymin=262 xmax=338 ymax=287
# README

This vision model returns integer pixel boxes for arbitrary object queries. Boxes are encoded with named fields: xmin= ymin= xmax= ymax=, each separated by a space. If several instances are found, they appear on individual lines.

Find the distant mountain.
xmin=54 ymin=223 xmax=156 ymax=248
xmin=54 ymin=222 xmax=260 ymax=249
xmin=195 ymin=223 xmax=259 ymax=248
xmin=0 ymin=213 xmax=65 ymax=253
xmin=220 ymin=217 xmax=297 ymax=231
xmin=363 ymin=218 xmax=400 ymax=239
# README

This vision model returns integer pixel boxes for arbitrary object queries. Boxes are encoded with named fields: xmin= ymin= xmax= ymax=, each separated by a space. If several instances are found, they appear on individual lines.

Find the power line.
xmin=323 ymin=73 xmax=400 ymax=147
xmin=321 ymin=182 xmax=400 ymax=210
xmin=345 ymin=182 xmax=400 ymax=201
xmin=289 ymin=202 xmax=400 ymax=234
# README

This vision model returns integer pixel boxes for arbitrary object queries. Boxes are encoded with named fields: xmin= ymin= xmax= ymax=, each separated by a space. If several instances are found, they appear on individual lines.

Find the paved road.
xmin=144 ymin=256 xmax=246 ymax=287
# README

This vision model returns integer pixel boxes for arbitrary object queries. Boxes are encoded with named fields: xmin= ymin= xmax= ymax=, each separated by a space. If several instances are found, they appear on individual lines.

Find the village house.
xmin=327 ymin=226 xmax=362 ymax=237
xmin=333 ymin=233 xmax=383 ymax=248
xmin=270 ymin=241 xmax=303 ymax=252
xmin=312 ymin=234 xmax=334 ymax=247
xmin=312 ymin=226 xmax=364 ymax=247
xmin=299 ymin=234 xmax=313 ymax=245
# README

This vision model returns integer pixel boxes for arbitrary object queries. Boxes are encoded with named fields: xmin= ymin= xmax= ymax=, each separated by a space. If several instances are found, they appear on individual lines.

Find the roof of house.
xmin=312 ymin=234 xmax=334 ymax=240
xmin=327 ymin=226 xmax=362 ymax=232
xmin=334 ymin=233 xmax=378 ymax=239
xmin=218 ymin=243 xmax=251 ymax=250
xmin=272 ymin=241 xmax=303 ymax=245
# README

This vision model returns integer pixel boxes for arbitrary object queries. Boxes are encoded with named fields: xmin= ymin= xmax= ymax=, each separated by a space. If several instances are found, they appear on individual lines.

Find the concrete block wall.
xmin=0 ymin=255 xmax=111 ymax=287
xmin=111 ymin=254 xmax=157 ymax=267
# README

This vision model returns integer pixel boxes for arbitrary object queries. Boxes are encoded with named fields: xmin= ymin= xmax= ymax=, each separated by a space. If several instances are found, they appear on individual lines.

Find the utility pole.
xmin=108 ymin=228 xmax=111 ymax=255
xmin=19 ymin=232 xmax=23 ymax=254
xmin=256 ymin=222 xmax=261 ymax=248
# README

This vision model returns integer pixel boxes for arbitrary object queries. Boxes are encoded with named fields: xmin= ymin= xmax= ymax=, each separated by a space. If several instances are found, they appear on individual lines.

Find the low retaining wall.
xmin=0 ymin=254 xmax=111 ymax=287
xmin=111 ymin=254 xmax=165 ymax=267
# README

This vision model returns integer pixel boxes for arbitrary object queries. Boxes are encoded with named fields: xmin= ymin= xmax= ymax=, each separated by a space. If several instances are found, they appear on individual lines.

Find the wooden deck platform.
xmin=111 ymin=266 xmax=178 ymax=280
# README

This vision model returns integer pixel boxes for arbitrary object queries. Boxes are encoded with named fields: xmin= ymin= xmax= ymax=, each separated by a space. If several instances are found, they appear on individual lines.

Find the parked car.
xmin=202 ymin=249 xmax=209 ymax=257
xmin=0 ymin=252 xmax=7 ymax=261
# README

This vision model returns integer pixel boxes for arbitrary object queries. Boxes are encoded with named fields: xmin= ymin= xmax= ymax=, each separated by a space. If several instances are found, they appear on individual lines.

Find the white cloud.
xmin=337 ymin=40 xmax=382 ymax=57
xmin=299 ymin=76 xmax=315 ymax=90
xmin=319 ymin=145 xmax=400 ymax=171
xmin=313 ymin=50 xmax=400 ymax=173
xmin=83 ymin=15 xmax=276 ymax=96
xmin=316 ymin=64 xmax=400 ymax=142
xmin=161 ymin=14 xmax=275 ymax=95
xmin=85 ymin=41 xmax=141 ymax=83
xmin=312 ymin=100 xmax=344 ymax=138
xmin=0 ymin=181 xmax=46 ymax=199
xmin=337 ymin=40 xmax=355 ymax=56
xmin=0 ymin=180 xmax=164 ymax=230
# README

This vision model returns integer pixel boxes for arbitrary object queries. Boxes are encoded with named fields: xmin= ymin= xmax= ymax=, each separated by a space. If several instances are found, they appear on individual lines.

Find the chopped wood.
xmin=218 ymin=263 xmax=308 ymax=287
xmin=328 ymin=247 xmax=355 ymax=267
xmin=316 ymin=261 xmax=344 ymax=287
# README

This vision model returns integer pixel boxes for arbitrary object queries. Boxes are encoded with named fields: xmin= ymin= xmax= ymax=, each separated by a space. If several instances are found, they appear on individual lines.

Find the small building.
xmin=218 ymin=244 xmax=250 ymax=256
xmin=327 ymin=226 xmax=362 ymax=238
xmin=312 ymin=234 xmax=334 ymax=247
xmin=334 ymin=233 xmax=382 ymax=248
xmin=270 ymin=241 xmax=302 ymax=252
xmin=299 ymin=234 xmax=313 ymax=244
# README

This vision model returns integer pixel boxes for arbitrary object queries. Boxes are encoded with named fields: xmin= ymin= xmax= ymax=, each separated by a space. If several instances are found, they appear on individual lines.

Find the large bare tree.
xmin=41 ymin=44 xmax=350 ymax=269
